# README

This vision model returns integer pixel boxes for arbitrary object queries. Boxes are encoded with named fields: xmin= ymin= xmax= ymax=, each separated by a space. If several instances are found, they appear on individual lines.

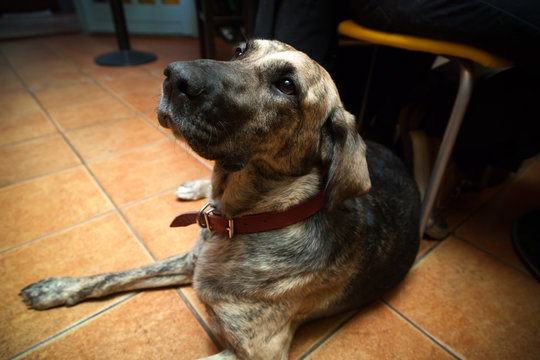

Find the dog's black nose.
xmin=164 ymin=62 xmax=205 ymax=98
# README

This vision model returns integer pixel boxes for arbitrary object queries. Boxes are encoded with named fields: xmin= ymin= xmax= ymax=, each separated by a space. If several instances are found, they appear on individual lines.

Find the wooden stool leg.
xmin=419 ymin=59 xmax=475 ymax=237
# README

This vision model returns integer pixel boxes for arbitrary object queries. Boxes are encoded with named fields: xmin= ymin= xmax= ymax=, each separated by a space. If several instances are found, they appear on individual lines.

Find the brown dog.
xmin=20 ymin=39 xmax=420 ymax=360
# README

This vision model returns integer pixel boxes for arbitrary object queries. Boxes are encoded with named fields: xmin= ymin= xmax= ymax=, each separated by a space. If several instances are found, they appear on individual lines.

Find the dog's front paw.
xmin=175 ymin=179 xmax=210 ymax=200
xmin=20 ymin=277 xmax=87 ymax=310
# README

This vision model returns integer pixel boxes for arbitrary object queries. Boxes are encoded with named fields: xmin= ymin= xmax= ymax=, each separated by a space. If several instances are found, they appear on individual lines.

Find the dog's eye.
xmin=232 ymin=46 xmax=245 ymax=60
xmin=276 ymin=79 xmax=296 ymax=95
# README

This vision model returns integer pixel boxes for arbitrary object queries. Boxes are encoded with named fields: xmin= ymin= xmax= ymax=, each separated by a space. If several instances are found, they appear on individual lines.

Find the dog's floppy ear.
xmin=322 ymin=107 xmax=371 ymax=211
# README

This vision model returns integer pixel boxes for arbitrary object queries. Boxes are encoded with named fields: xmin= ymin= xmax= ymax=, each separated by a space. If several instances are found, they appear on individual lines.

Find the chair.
xmin=338 ymin=20 xmax=513 ymax=238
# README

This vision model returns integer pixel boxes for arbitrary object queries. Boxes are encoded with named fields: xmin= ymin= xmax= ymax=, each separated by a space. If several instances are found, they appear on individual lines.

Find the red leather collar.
xmin=170 ymin=192 xmax=325 ymax=238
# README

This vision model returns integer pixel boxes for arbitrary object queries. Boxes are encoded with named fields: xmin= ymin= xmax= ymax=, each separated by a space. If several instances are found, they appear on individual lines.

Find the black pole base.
xmin=95 ymin=49 xmax=157 ymax=67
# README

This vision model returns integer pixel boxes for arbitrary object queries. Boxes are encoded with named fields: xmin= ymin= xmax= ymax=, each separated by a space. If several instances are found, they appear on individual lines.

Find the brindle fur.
xmin=20 ymin=40 xmax=420 ymax=360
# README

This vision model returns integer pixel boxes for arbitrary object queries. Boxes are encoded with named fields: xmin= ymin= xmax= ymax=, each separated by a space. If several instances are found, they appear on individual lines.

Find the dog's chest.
xmin=190 ymin=225 xmax=359 ymax=320
xmin=192 ymin=227 xmax=334 ymax=300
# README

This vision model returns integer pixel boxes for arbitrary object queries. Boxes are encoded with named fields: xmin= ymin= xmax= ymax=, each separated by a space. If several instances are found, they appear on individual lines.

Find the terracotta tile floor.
xmin=1 ymin=34 xmax=539 ymax=360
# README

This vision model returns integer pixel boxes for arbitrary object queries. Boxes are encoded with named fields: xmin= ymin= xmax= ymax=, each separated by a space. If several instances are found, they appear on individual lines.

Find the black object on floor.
xmin=512 ymin=208 xmax=540 ymax=281
xmin=95 ymin=0 xmax=156 ymax=66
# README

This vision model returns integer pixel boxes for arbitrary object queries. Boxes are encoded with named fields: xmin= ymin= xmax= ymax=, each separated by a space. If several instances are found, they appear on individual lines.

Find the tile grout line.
xmin=297 ymin=310 xmax=360 ymax=360
xmin=413 ymin=240 xmax=445 ymax=266
xmin=453 ymin=234 xmax=533 ymax=278
xmin=415 ymin=153 xmax=539 ymax=268
xmin=0 ymin=209 xmax=117 ymax=256
xmin=61 ymin=112 xmax=142 ymax=132
xmin=44 ymin=39 xmax=168 ymax=136
xmin=83 ymin=137 xmax=170 ymax=165
xmin=175 ymin=289 xmax=224 ymax=351
xmin=3 ymin=45 xmax=168 ymax=353
xmin=6 ymin=47 xmax=160 ymax=259
xmin=39 ymin=40 xmax=215 ymax=266
xmin=0 ymin=167 xmax=207 ymax=257
xmin=49 ymin=41 xmax=215 ymax=172
xmin=382 ymin=300 xmax=463 ymax=360
xmin=0 ymin=163 xmax=83 ymax=192
xmin=30 ymin=39 xmax=213 ymax=173
xmin=0 ymin=132 xmax=60 ymax=149
xmin=49 ymin=41 xmax=214 ymax=173
xmin=450 ymin=155 xmax=540 ymax=236
xmin=118 ymin=175 xmax=211 ymax=209
xmin=6 ymin=40 xmax=220 ymax=355
xmin=8 ymin=293 xmax=139 ymax=360
xmin=0 ymin=171 xmax=203 ymax=256
xmin=442 ymin=156 xmax=540 ymax=280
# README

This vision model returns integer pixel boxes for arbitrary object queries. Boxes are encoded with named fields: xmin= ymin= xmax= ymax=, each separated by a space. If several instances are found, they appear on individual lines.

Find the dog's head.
xmin=158 ymin=39 xmax=370 ymax=209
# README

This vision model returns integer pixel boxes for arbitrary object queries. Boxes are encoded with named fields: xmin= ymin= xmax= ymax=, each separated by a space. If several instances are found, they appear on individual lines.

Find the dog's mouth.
xmin=159 ymin=109 xmax=216 ymax=141
xmin=157 ymin=111 xmax=172 ymax=129
xmin=157 ymin=106 xmax=248 ymax=170
xmin=157 ymin=111 xmax=185 ymax=141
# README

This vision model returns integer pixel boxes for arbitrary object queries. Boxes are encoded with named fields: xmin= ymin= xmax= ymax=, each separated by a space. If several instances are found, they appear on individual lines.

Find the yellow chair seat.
xmin=338 ymin=19 xmax=513 ymax=238
xmin=338 ymin=20 xmax=512 ymax=68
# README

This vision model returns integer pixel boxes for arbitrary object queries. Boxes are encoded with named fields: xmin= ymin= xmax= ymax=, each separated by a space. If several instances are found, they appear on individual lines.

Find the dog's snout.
xmin=178 ymin=79 xmax=203 ymax=98
xmin=163 ymin=66 xmax=171 ymax=79
xmin=164 ymin=62 xmax=205 ymax=98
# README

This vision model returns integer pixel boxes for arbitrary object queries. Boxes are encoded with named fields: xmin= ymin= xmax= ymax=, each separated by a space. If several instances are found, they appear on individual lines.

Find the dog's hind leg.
xmin=20 ymin=251 xmax=196 ymax=310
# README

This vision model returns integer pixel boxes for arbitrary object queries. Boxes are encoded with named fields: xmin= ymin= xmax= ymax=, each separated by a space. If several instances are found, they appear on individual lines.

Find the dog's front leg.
xmin=198 ymin=349 xmax=237 ymax=360
xmin=20 ymin=251 xmax=195 ymax=310
xmin=198 ymin=301 xmax=295 ymax=360
xmin=176 ymin=178 xmax=211 ymax=200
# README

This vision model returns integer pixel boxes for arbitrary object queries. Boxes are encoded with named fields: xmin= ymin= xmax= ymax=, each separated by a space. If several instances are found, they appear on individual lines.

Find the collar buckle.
xmin=196 ymin=202 xmax=216 ymax=231
xmin=226 ymin=219 xmax=235 ymax=239
xmin=197 ymin=202 xmax=235 ymax=238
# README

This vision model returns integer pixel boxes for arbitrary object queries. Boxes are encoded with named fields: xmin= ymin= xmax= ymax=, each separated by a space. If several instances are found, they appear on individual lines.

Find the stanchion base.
xmin=95 ymin=50 xmax=157 ymax=66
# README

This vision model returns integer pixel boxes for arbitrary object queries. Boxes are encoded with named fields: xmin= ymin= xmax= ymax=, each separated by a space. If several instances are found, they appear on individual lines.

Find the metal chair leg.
xmin=419 ymin=59 xmax=475 ymax=237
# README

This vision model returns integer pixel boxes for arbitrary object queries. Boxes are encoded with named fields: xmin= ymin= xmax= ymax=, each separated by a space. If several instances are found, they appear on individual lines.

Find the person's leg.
xmin=254 ymin=0 xmax=339 ymax=70
xmin=349 ymin=0 xmax=540 ymax=66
